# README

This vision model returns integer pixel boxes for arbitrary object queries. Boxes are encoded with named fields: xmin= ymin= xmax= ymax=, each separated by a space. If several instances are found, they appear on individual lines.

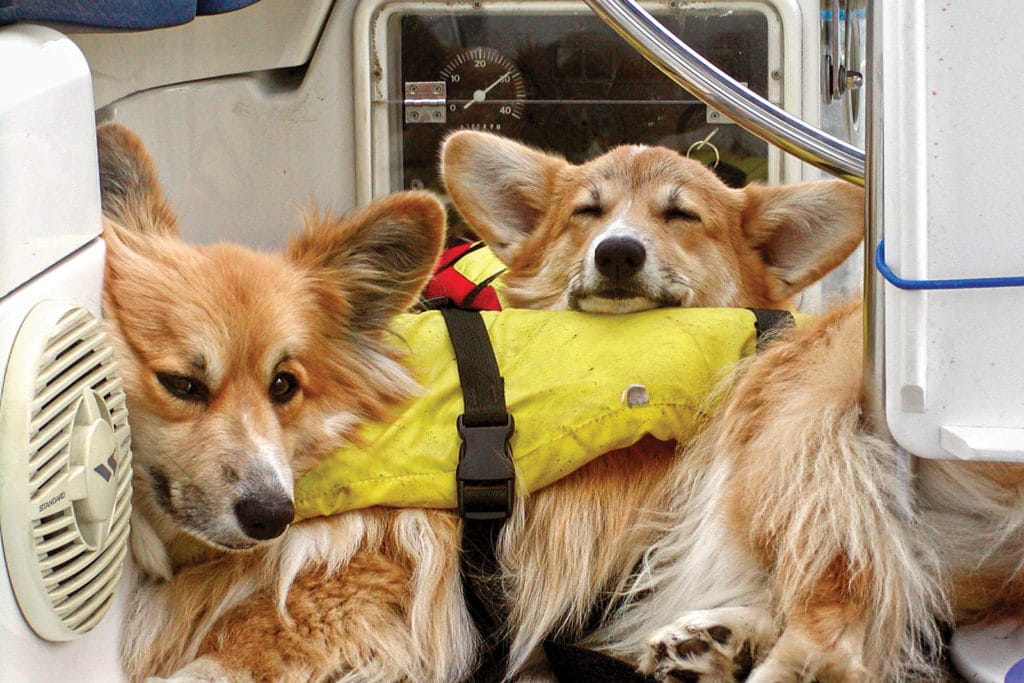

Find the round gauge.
xmin=440 ymin=47 xmax=527 ymax=133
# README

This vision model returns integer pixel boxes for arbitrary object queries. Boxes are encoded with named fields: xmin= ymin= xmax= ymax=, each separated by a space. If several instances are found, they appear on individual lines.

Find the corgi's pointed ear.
xmin=97 ymin=122 xmax=179 ymax=237
xmin=441 ymin=131 xmax=565 ymax=265
xmin=102 ymin=217 xmax=164 ymax=285
xmin=102 ymin=216 xmax=178 ymax=288
xmin=102 ymin=216 xmax=156 ymax=259
xmin=101 ymin=217 xmax=186 ymax=338
xmin=287 ymin=191 xmax=445 ymax=332
xmin=742 ymin=180 xmax=864 ymax=302
xmin=101 ymin=218 xmax=135 ymax=301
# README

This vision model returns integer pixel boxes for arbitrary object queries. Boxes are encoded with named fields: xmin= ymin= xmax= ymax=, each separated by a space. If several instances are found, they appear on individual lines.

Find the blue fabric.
xmin=0 ymin=0 xmax=261 ymax=28
xmin=196 ymin=0 xmax=259 ymax=14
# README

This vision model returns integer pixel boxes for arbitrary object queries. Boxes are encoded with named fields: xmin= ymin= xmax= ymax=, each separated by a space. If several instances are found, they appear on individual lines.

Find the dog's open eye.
xmin=572 ymin=204 xmax=604 ymax=218
xmin=664 ymin=206 xmax=701 ymax=222
xmin=269 ymin=372 xmax=299 ymax=404
xmin=156 ymin=373 xmax=210 ymax=403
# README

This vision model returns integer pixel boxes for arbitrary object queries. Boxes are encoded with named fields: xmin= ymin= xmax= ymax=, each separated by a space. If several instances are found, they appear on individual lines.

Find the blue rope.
xmin=875 ymin=239 xmax=1024 ymax=290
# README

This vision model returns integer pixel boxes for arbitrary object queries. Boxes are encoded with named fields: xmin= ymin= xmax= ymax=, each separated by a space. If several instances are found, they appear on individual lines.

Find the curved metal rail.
xmin=581 ymin=0 xmax=866 ymax=186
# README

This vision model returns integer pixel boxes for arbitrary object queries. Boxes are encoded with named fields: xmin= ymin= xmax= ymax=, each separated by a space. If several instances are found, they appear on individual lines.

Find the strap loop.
xmin=746 ymin=308 xmax=796 ymax=352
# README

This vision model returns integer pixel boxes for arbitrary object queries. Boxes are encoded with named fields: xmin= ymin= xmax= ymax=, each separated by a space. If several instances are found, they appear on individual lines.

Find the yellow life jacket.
xmin=294 ymin=307 xmax=798 ymax=520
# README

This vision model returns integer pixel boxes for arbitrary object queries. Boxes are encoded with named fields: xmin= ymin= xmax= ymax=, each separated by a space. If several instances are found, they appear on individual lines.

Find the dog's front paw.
xmin=638 ymin=607 xmax=775 ymax=682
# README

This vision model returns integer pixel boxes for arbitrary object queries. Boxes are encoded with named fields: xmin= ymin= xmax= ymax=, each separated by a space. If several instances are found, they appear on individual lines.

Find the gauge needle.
xmin=464 ymin=70 xmax=512 ymax=109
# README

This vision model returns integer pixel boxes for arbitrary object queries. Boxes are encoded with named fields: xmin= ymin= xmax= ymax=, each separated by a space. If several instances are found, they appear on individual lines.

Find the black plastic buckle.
xmin=456 ymin=414 xmax=515 ymax=521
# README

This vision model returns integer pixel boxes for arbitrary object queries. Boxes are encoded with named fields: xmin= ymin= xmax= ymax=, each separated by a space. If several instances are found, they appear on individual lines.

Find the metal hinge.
xmin=404 ymin=81 xmax=446 ymax=124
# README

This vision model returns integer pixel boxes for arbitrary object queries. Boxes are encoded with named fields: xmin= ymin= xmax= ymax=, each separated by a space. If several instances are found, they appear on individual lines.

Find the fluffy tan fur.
xmin=641 ymin=299 xmax=1024 ymax=681
xmin=623 ymin=302 xmax=948 ymax=682
xmin=105 ymin=125 xmax=893 ymax=682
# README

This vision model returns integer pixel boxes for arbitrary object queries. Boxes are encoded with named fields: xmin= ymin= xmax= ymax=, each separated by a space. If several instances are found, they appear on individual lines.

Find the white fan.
xmin=0 ymin=301 xmax=132 ymax=642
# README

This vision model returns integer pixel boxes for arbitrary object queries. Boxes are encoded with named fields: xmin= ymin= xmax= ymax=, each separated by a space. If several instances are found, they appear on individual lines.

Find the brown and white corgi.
xmin=445 ymin=134 xmax=1015 ymax=683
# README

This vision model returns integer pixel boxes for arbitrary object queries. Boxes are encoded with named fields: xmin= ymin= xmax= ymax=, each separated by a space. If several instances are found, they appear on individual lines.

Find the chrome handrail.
xmin=581 ymin=0 xmax=866 ymax=186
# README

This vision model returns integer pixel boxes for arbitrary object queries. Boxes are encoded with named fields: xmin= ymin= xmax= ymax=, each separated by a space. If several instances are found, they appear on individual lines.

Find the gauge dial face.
xmin=440 ymin=47 xmax=527 ymax=133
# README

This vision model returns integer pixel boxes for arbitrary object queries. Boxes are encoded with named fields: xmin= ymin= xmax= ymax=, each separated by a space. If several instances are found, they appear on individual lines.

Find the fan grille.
xmin=2 ymin=302 xmax=133 ymax=640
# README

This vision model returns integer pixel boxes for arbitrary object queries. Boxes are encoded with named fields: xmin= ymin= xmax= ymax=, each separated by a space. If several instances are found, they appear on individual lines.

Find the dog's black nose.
xmin=595 ymin=236 xmax=646 ymax=281
xmin=235 ymin=493 xmax=294 ymax=541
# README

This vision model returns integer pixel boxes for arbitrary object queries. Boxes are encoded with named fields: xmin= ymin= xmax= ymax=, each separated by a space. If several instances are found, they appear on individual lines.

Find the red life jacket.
xmin=422 ymin=242 xmax=505 ymax=311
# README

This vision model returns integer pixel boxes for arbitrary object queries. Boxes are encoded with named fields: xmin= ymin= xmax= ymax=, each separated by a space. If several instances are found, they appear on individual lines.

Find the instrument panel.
xmin=393 ymin=7 xmax=776 ymax=197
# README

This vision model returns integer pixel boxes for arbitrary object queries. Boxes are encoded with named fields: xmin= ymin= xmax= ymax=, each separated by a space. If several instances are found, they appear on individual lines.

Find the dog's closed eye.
xmin=572 ymin=204 xmax=604 ymax=218
xmin=156 ymin=372 xmax=210 ymax=403
xmin=664 ymin=206 xmax=701 ymax=223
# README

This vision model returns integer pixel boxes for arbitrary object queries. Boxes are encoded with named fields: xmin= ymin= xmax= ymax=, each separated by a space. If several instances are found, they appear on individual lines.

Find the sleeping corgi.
xmin=441 ymin=130 xmax=861 ymax=314
xmin=442 ymin=134 xmax=968 ymax=682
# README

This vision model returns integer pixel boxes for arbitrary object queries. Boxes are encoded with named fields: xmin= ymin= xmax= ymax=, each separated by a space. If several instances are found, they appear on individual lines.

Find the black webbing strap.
xmin=463 ymin=270 xmax=506 ymax=309
xmin=442 ymin=308 xmax=510 ymax=431
xmin=440 ymin=307 xmax=515 ymax=683
xmin=544 ymin=641 xmax=657 ymax=683
xmin=747 ymin=308 xmax=796 ymax=352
